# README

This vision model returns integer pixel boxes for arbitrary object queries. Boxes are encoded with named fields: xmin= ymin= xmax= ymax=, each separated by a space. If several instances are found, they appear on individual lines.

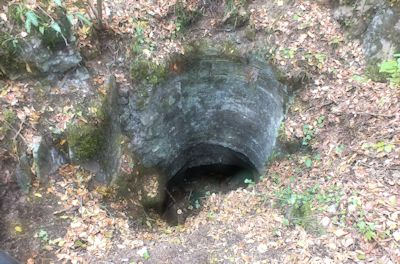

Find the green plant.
xmin=73 ymin=239 xmax=88 ymax=249
xmin=131 ymin=21 xmax=148 ymax=55
xmin=379 ymin=54 xmax=400 ymax=87
xmin=335 ymin=144 xmax=345 ymax=154
xmin=276 ymin=186 xmax=314 ymax=227
xmin=316 ymin=115 xmax=325 ymax=127
xmin=37 ymin=229 xmax=49 ymax=242
xmin=223 ymin=0 xmax=250 ymax=28
xmin=193 ymin=199 xmax=201 ymax=209
xmin=362 ymin=141 xmax=395 ymax=153
xmin=316 ymin=185 xmax=344 ymax=207
xmin=174 ymin=1 xmax=202 ymax=33
xmin=2 ymin=109 xmax=16 ymax=123
xmin=356 ymin=220 xmax=377 ymax=241
xmin=329 ymin=37 xmax=343 ymax=49
xmin=6 ymin=1 xmax=91 ymax=50
xmin=304 ymin=157 xmax=313 ymax=168
xmin=302 ymin=124 xmax=314 ymax=146
xmin=351 ymin=74 xmax=369 ymax=83
xmin=281 ymin=48 xmax=296 ymax=59
xmin=244 ymin=178 xmax=255 ymax=187
xmin=9 ymin=2 xmax=68 ymax=46
xmin=0 ymin=33 xmax=20 ymax=54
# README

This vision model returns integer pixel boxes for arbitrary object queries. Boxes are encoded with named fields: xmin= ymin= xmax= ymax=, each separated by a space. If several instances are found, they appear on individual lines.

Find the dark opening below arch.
xmin=163 ymin=144 xmax=258 ymax=225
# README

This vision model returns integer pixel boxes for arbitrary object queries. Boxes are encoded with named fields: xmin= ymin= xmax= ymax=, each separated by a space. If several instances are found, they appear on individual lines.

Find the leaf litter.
xmin=0 ymin=0 xmax=399 ymax=263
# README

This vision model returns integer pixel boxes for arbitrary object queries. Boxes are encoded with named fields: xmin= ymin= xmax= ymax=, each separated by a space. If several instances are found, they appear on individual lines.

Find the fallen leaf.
xmin=333 ymin=228 xmax=347 ymax=237
xmin=341 ymin=237 xmax=354 ymax=247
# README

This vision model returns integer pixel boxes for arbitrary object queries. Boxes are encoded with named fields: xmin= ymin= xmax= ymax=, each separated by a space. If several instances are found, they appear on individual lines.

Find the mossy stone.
xmin=131 ymin=57 xmax=168 ymax=85
xmin=67 ymin=123 xmax=105 ymax=162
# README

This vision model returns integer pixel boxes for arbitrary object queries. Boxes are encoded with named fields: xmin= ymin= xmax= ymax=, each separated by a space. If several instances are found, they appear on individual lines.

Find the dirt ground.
xmin=1 ymin=0 xmax=399 ymax=263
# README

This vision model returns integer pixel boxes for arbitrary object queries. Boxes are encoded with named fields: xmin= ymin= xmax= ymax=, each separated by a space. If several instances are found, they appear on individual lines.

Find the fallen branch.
xmin=86 ymin=0 xmax=98 ymax=19
xmin=12 ymin=118 xmax=25 ymax=141
xmin=350 ymin=111 xmax=397 ymax=118
xmin=2 ymin=119 xmax=27 ymax=144
xmin=53 ymin=206 xmax=79 ymax=215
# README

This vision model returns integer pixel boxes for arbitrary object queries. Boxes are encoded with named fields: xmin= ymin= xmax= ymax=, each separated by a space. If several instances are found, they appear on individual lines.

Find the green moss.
xmin=4 ymin=109 xmax=16 ymax=123
xmin=0 ymin=109 xmax=16 ymax=137
xmin=130 ymin=39 xmax=246 ymax=98
xmin=131 ymin=57 xmax=168 ymax=85
xmin=220 ymin=41 xmax=242 ymax=59
xmin=67 ymin=123 xmax=105 ymax=162
xmin=182 ymin=39 xmax=244 ymax=62
xmin=245 ymin=25 xmax=256 ymax=41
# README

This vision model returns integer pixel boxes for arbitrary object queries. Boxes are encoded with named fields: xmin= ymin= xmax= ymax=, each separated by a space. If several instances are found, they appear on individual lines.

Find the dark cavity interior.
xmin=163 ymin=145 xmax=257 ymax=225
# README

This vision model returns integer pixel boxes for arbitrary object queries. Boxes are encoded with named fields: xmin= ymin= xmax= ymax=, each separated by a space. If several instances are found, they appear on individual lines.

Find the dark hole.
xmin=162 ymin=163 xmax=256 ymax=226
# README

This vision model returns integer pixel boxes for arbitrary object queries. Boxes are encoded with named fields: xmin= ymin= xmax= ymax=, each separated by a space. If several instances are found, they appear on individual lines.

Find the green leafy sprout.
xmin=379 ymin=53 xmax=400 ymax=87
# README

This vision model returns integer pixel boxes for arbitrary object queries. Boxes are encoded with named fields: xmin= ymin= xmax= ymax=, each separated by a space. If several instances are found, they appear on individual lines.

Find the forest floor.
xmin=0 ymin=0 xmax=399 ymax=263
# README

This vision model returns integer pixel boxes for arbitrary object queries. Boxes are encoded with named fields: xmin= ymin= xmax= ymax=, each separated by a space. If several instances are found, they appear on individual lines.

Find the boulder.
xmin=362 ymin=4 xmax=400 ymax=63
xmin=0 ymin=37 xmax=81 ymax=79
xmin=0 ymin=251 xmax=20 ymax=264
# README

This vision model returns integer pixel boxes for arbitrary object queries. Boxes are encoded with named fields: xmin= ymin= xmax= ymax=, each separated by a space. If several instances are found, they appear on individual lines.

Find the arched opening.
xmin=162 ymin=144 xmax=257 ymax=225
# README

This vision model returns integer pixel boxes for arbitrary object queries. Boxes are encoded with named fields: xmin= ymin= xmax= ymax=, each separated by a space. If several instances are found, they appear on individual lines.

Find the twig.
xmin=305 ymin=100 xmax=336 ymax=113
xmin=86 ymin=0 xmax=98 ymax=19
xmin=350 ymin=111 xmax=397 ymax=118
xmin=53 ymin=206 xmax=79 ymax=215
xmin=164 ymin=188 xmax=177 ymax=204
xmin=97 ymin=0 xmax=103 ymax=29
xmin=12 ymin=118 xmax=25 ymax=141
xmin=2 ymin=119 xmax=27 ymax=144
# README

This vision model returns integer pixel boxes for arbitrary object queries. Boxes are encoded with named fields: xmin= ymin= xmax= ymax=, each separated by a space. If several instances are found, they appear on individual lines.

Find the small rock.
xmin=348 ymin=203 xmax=357 ymax=213
xmin=321 ymin=216 xmax=331 ymax=227
xmin=257 ymin=243 xmax=268 ymax=254
xmin=393 ymin=230 xmax=400 ymax=241
xmin=327 ymin=204 xmax=337 ymax=213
